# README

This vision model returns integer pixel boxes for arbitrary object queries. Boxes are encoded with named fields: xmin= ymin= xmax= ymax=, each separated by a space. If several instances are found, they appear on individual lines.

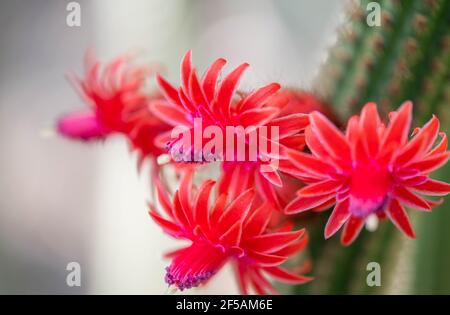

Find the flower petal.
xmin=181 ymin=50 xmax=193 ymax=94
xmin=288 ymin=150 xmax=337 ymax=178
xmin=240 ymin=107 xmax=280 ymax=128
xmin=201 ymin=58 xmax=227 ymax=103
xmin=341 ymin=216 xmax=365 ymax=246
xmin=411 ymin=179 xmax=450 ymax=196
xmin=360 ymin=102 xmax=381 ymax=157
xmin=428 ymin=132 xmax=447 ymax=156
xmin=193 ymin=179 xmax=215 ymax=228
xmin=245 ymin=229 xmax=305 ymax=253
xmin=296 ymin=179 xmax=343 ymax=197
xmin=405 ymin=152 xmax=450 ymax=174
xmin=273 ymin=233 xmax=309 ymax=257
xmin=188 ymin=70 xmax=208 ymax=107
xmin=238 ymin=82 xmax=281 ymax=112
xmin=325 ymin=199 xmax=351 ymax=239
xmin=150 ymin=100 xmax=190 ymax=126
xmin=382 ymin=101 xmax=412 ymax=147
xmin=309 ymin=111 xmax=351 ymax=161
xmin=148 ymin=205 xmax=182 ymax=237
xmin=218 ymin=188 xmax=254 ymax=227
xmin=264 ymin=266 xmax=313 ymax=284
xmin=220 ymin=220 xmax=243 ymax=247
xmin=285 ymin=194 xmax=335 ymax=214
xmin=269 ymin=113 xmax=309 ymax=139
xmin=260 ymin=169 xmax=283 ymax=188
xmin=247 ymin=252 xmax=288 ymax=267
xmin=156 ymin=74 xmax=180 ymax=104
xmin=393 ymin=186 xmax=432 ymax=211
xmin=243 ymin=203 xmax=273 ymax=238
xmin=214 ymin=63 xmax=249 ymax=116
xmin=386 ymin=199 xmax=416 ymax=238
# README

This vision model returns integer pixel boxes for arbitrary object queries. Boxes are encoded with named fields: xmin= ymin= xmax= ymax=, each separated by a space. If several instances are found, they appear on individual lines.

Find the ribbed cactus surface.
xmin=295 ymin=0 xmax=450 ymax=294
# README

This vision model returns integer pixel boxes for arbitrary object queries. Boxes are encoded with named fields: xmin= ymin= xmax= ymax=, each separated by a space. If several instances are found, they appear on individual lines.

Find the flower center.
xmin=349 ymin=160 xmax=392 ymax=218
xmin=165 ymin=242 xmax=229 ymax=291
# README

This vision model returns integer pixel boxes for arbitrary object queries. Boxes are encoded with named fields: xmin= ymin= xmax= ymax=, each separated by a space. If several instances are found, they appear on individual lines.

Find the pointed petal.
xmin=296 ymin=179 xmax=343 ymax=197
xmin=324 ymin=199 xmax=351 ymax=239
xmin=220 ymin=220 xmax=243 ymax=247
xmin=217 ymin=163 xmax=235 ymax=195
xmin=156 ymin=74 xmax=180 ymax=104
xmin=154 ymin=177 xmax=174 ymax=217
xmin=150 ymin=100 xmax=189 ymax=126
xmin=218 ymin=189 xmax=254 ymax=227
xmin=305 ymin=126 xmax=329 ymax=158
xmin=423 ymin=197 xmax=443 ymax=208
xmin=393 ymin=186 xmax=431 ymax=211
xmin=264 ymin=266 xmax=313 ymax=284
xmin=193 ymin=179 xmax=215 ymax=228
xmin=172 ymin=191 xmax=191 ymax=229
xmin=405 ymin=152 xmax=450 ymax=174
xmin=285 ymin=194 xmax=335 ymax=214
xmin=411 ymin=179 xmax=450 ymax=196
xmin=188 ymin=70 xmax=208 ymax=106
xmin=395 ymin=124 xmax=432 ymax=166
xmin=341 ymin=216 xmax=365 ymax=246
xmin=251 ymin=270 xmax=277 ymax=294
xmin=243 ymin=203 xmax=273 ymax=238
xmin=210 ymin=194 xmax=228 ymax=226
xmin=255 ymin=170 xmax=282 ymax=209
xmin=201 ymin=58 xmax=227 ymax=103
xmin=428 ymin=132 xmax=447 ymax=156
xmin=273 ymin=233 xmax=309 ymax=257
xmin=413 ymin=115 xmax=440 ymax=154
xmin=238 ymin=82 xmax=281 ymax=112
xmin=423 ymin=116 xmax=441 ymax=150
xmin=383 ymin=101 xmax=412 ymax=147
xmin=234 ymin=263 xmax=249 ymax=295
xmin=180 ymin=50 xmax=193 ymax=94
xmin=260 ymin=169 xmax=283 ymax=187
xmin=178 ymin=171 xmax=194 ymax=221
xmin=239 ymin=107 xmax=280 ymax=127
xmin=247 ymin=252 xmax=288 ymax=267
xmin=345 ymin=115 xmax=360 ymax=143
xmin=226 ymin=163 xmax=252 ymax=201
xmin=178 ymin=88 xmax=197 ymax=113
xmin=215 ymin=63 xmax=249 ymax=116
xmin=386 ymin=199 xmax=416 ymax=238
xmin=360 ymin=102 xmax=381 ymax=157
xmin=309 ymin=111 xmax=351 ymax=161
xmin=401 ymin=174 xmax=428 ymax=187
xmin=288 ymin=150 xmax=337 ymax=178
xmin=148 ymin=205 xmax=182 ymax=236
xmin=245 ymin=230 xmax=305 ymax=253
xmin=311 ymin=197 xmax=337 ymax=212
xmin=268 ymin=113 xmax=309 ymax=139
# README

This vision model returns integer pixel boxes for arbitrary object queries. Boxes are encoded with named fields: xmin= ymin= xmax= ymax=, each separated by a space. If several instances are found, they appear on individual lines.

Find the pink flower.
xmin=152 ymin=50 xmax=308 ymax=208
xmin=286 ymin=102 xmax=450 ymax=245
xmin=148 ymin=171 xmax=312 ymax=294
xmin=57 ymin=52 xmax=171 ymax=163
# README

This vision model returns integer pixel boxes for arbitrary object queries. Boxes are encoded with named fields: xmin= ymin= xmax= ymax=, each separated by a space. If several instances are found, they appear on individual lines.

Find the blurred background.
xmin=0 ymin=0 xmax=345 ymax=294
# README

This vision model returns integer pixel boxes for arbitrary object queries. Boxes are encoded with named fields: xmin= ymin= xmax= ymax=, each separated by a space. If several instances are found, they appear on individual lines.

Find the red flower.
xmin=57 ymin=52 xmax=149 ymax=139
xmin=152 ymin=50 xmax=308 ymax=208
xmin=286 ymin=102 xmax=450 ymax=245
xmin=57 ymin=52 xmax=171 ymax=162
xmin=148 ymin=171 xmax=312 ymax=294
